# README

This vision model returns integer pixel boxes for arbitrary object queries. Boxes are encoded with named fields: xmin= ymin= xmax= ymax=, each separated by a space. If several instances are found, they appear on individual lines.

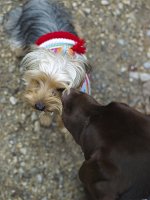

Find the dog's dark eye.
xmin=57 ymin=88 xmax=65 ymax=93
xmin=35 ymin=80 xmax=40 ymax=86
xmin=32 ymin=79 xmax=40 ymax=87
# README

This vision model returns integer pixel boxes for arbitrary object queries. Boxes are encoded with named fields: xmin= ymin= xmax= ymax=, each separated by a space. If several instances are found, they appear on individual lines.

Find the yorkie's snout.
xmin=35 ymin=102 xmax=45 ymax=111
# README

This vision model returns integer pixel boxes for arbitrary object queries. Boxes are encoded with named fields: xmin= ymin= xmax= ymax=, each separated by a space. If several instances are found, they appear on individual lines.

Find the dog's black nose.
xmin=35 ymin=102 xmax=45 ymax=111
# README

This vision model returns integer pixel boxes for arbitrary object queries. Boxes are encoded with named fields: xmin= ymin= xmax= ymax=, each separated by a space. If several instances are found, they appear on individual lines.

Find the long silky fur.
xmin=4 ymin=0 xmax=77 ymax=48
xmin=22 ymin=46 xmax=88 ymax=89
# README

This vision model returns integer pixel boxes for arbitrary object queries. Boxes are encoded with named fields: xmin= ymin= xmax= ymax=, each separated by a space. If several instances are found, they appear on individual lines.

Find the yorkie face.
xmin=24 ymin=71 xmax=67 ymax=114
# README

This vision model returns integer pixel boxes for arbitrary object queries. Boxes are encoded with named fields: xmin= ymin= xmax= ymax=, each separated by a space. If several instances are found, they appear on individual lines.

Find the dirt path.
xmin=0 ymin=0 xmax=150 ymax=199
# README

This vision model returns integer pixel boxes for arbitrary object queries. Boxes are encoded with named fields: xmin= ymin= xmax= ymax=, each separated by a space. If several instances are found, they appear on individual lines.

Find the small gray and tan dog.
xmin=4 ymin=0 xmax=91 ymax=128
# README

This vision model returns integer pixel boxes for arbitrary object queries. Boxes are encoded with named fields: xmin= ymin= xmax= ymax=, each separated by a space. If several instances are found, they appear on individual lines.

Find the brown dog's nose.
xmin=35 ymin=102 xmax=45 ymax=111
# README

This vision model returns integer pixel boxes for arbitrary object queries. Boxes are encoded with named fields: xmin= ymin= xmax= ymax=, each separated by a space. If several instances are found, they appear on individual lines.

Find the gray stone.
xmin=36 ymin=174 xmax=43 ymax=184
xmin=41 ymin=197 xmax=48 ymax=200
xmin=0 ymin=97 xmax=6 ymax=103
xmin=146 ymin=30 xmax=150 ymax=36
xmin=101 ymin=0 xmax=110 ymax=6
xmin=34 ymin=121 xmax=40 ymax=132
xmin=31 ymin=112 xmax=38 ymax=122
xmin=129 ymin=72 xmax=150 ymax=82
xmin=117 ymin=39 xmax=126 ymax=46
xmin=143 ymin=62 xmax=150 ymax=69
xmin=20 ymin=148 xmax=27 ymax=155
xmin=9 ymin=96 xmax=18 ymax=105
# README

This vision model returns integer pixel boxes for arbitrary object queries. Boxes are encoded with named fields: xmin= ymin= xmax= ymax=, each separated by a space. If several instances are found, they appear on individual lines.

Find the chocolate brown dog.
xmin=62 ymin=89 xmax=150 ymax=200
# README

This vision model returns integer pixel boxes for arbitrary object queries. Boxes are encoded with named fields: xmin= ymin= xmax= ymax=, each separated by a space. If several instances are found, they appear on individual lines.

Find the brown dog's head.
xmin=62 ymin=89 xmax=99 ymax=143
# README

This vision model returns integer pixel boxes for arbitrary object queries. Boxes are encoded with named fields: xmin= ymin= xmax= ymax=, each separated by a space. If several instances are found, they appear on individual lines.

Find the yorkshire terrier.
xmin=5 ymin=0 xmax=91 ymax=129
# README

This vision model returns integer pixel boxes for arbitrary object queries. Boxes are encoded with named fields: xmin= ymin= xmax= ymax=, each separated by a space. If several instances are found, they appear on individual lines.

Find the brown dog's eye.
xmin=57 ymin=88 xmax=65 ymax=93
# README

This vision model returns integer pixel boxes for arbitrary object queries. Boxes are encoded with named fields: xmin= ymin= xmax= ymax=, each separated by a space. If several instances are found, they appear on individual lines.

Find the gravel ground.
xmin=0 ymin=0 xmax=150 ymax=200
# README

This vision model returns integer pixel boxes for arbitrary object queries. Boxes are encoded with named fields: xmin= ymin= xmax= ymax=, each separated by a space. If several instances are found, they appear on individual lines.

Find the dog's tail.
xmin=4 ymin=0 xmax=77 ymax=49
xmin=4 ymin=6 xmax=23 ymax=48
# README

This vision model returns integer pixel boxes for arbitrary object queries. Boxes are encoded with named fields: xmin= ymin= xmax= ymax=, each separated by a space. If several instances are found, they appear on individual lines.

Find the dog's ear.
xmin=79 ymin=159 xmax=101 ymax=184
xmin=84 ymin=61 xmax=92 ymax=74
xmin=79 ymin=151 xmax=118 ymax=186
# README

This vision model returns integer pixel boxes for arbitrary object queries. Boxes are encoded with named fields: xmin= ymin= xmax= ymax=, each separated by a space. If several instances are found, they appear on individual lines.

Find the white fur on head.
xmin=21 ymin=46 xmax=87 ymax=89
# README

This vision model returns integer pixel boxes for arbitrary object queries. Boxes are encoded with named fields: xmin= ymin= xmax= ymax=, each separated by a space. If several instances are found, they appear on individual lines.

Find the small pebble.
xmin=9 ymin=96 xmax=18 ymax=105
xmin=140 ymin=73 xmax=150 ymax=82
xmin=113 ymin=9 xmax=121 ymax=16
xmin=143 ymin=62 xmax=150 ymax=69
xmin=41 ymin=198 xmax=48 ymax=200
xmin=101 ymin=0 xmax=110 ymax=6
xmin=4 ymin=90 xmax=8 ymax=95
xmin=21 ymin=113 xmax=26 ymax=122
xmin=117 ymin=39 xmax=126 ymax=46
xmin=18 ymin=168 xmax=25 ymax=175
xmin=34 ymin=121 xmax=40 ymax=132
xmin=31 ymin=112 xmax=38 ymax=122
xmin=147 ymin=52 xmax=150 ymax=58
xmin=0 ymin=97 xmax=6 ymax=103
xmin=36 ymin=174 xmax=43 ymax=184
xmin=146 ymin=29 xmax=150 ymax=37
xmin=8 ymin=65 xmax=15 ymax=73
xmin=129 ymin=72 xmax=150 ymax=82
xmin=120 ymin=67 xmax=127 ymax=73
xmin=72 ymin=2 xmax=77 ymax=7
xmin=84 ymin=8 xmax=91 ymax=14
xmin=20 ymin=162 xmax=26 ymax=167
xmin=9 ymin=140 xmax=14 ymax=145
xmin=20 ymin=148 xmax=27 ymax=155
xmin=123 ymin=0 xmax=131 ymax=5
xmin=118 ymin=3 xmax=124 ymax=9
xmin=0 ymin=16 xmax=3 ymax=24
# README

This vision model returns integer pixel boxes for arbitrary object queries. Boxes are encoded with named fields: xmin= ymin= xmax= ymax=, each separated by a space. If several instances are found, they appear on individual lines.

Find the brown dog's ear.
xmin=79 ymin=152 xmax=118 ymax=193
xmin=79 ymin=159 xmax=101 ymax=184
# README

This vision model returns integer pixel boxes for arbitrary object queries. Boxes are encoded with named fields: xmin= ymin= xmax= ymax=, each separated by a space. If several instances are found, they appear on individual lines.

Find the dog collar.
xmin=80 ymin=74 xmax=91 ymax=95
xmin=35 ymin=31 xmax=91 ymax=95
